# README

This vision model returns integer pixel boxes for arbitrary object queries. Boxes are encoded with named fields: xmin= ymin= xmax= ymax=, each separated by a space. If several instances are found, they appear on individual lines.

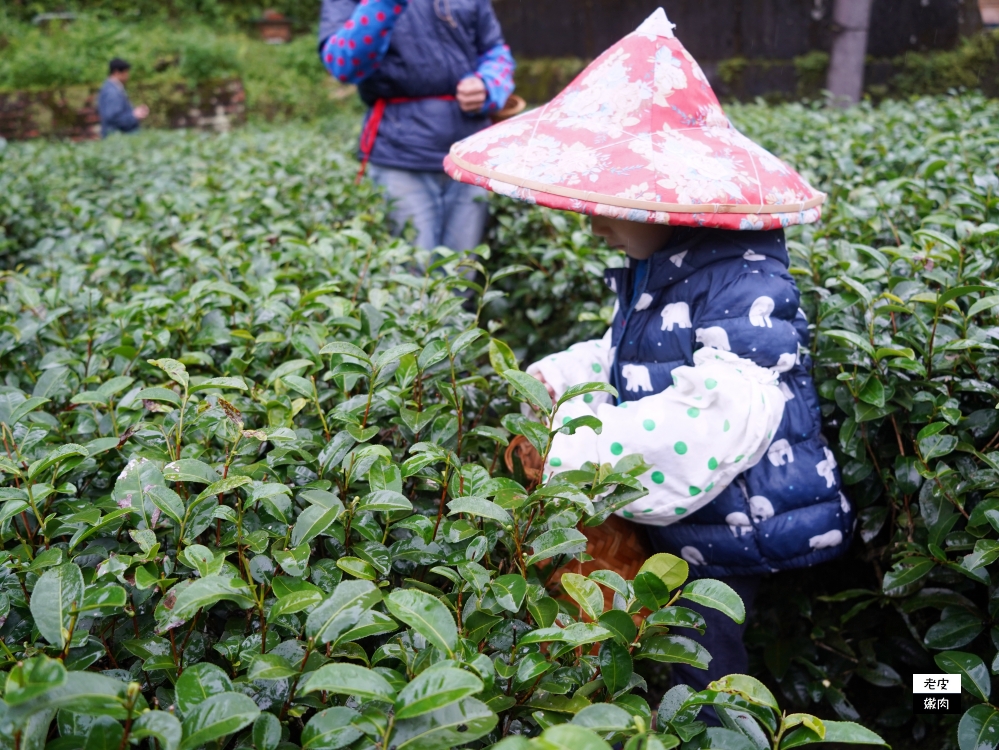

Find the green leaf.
xmin=357 ymin=489 xmax=413 ymax=513
xmin=175 ymin=663 xmax=233 ymax=718
xmin=291 ymin=502 xmax=343 ymax=547
xmin=447 ymin=496 xmax=512 ymax=525
xmin=525 ymin=527 xmax=588 ymax=566
xmin=252 ymin=713 xmax=281 ymax=750
xmin=920 ymin=431 xmax=958 ymax=460
xmin=958 ymin=705 xmax=999 ymax=750
xmin=391 ymin=697 xmax=498 ymax=750
xmin=190 ymin=377 xmax=247 ymax=393
xmin=385 ymin=588 xmax=458 ymax=656
xmin=781 ymin=720 xmax=888 ymax=748
xmin=571 ymin=703 xmax=634 ymax=732
xmin=558 ymin=381 xmax=619 ymax=406
xmin=6 ymin=396 xmax=50 ymax=426
xmin=823 ymin=330 xmax=875 ymax=358
xmin=681 ymin=579 xmax=745 ymax=624
xmin=489 ymin=574 xmax=528 ymax=613
xmin=503 ymin=369 xmax=553 ymax=416
xmin=301 ymin=663 xmax=396 ymax=702
xmin=394 ymin=665 xmax=484 ymax=719
xmin=637 ymin=553 xmax=689 ymax=590
xmin=147 ymin=486 xmax=185 ymax=526
xmin=149 ymin=358 xmax=190 ymax=388
xmin=306 ymin=579 xmax=383 ymax=645
xmin=320 ymin=342 xmax=371 ymax=363
xmin=179 ymin=692 xmax=260 ymax=750
xmin=597 ymin=639 xmax=633 ymax=694
xmin=301 ymin=708 xmax=363 ymax=750
xmin=936 ymin=651 xmax=991 ymax=701
xmin=163 ymin=459 xmax=220 ymax=485
xmin=5 ymin=656 xmax=67 ymax=705
xmin=635 ymin=634 xmax=711 ymax=669
xmin=533 ymin=724 xmax=613 ymax=750
xmin=708 ymin=674 xmax=779 ymax=712
xmin=489 ymin=338 xmax=518 ymax=374
xmin=247 ymin=653 xmax=298 ymax=680
xmin=132 ymin=711 xmax=183 ymax=750
xmin=136 ymin=387 xmax=181 ymax=406
xmin=27 ymin=443 xmax=89 ymax=481
xmin=882 ymin=558 xmax=935 ymax=592
xmin=561 ymin=572 xmax=604 ymax=621
xmin=169 ymin=576 xmax=255 ymax=623
xmin=30 ymin=562 xmax=84 ymax=647
xmin=645 ymin=606 xmax=706 ymax=633
xmin=271 ymin=590 xmax=324 ymax=618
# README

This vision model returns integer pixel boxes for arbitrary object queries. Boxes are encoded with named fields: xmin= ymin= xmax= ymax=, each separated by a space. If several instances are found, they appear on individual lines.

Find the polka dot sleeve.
xmin=546 ymin=348 xmax=787 ymax=527
xmin=473 ymin=44 xmax=515 ymax=114
xmin=320 ymin=0 xmax=409 ymax=84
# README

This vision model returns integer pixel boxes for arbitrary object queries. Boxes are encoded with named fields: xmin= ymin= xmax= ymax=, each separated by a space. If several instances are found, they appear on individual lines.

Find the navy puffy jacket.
xmin=604 ymin=227 xmax=854 ymax=578
xmin=318 ymin=0 xmax=504 ymax=172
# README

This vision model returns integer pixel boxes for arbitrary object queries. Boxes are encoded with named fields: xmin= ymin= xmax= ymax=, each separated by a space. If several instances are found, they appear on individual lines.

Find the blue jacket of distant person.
xmin=318 ymin=0 xmax=515 ymax=172
xmin=97 ymin=79 xmax=140 ymax=138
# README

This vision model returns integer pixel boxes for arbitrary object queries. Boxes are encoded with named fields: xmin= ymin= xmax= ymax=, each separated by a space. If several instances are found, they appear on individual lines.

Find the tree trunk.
xmin=825 ymin=0 xmax=874 ymax=106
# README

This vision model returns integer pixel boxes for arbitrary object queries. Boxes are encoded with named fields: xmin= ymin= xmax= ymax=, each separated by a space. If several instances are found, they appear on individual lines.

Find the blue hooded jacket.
xmin=604 ymin=227 xmax=854 ymax=578
xmin=318 ymin=0 xmax=506 ymax=172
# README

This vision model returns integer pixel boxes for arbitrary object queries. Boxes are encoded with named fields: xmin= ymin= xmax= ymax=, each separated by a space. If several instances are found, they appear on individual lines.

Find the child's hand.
xmin=532 ymin=371 xmax=556 ymax=400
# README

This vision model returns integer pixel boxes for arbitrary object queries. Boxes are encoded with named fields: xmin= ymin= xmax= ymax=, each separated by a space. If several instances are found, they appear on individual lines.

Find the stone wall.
xmin=0 ymin=78 xmax=246 ymax=141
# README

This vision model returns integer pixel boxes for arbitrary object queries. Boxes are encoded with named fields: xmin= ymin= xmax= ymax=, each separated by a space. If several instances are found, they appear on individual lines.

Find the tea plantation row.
xmin=0 ymin=93 xmax=998 ymax=750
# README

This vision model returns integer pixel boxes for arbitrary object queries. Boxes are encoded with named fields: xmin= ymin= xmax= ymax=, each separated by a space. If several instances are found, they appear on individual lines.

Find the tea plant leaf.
xmin=502 ymin=369 xmax=553 ymax=416
xmin=179 ymin=692 xmax=260 ymax=750
xmin=30 ymin=563 xmax=84 ymax=648
xmin=394 ymin=666 xmax=484 ymax=719
xmin=306 ymin=580 xmax=382 ymax=645
xmin=385 ymin=588 xmax=457 ymax=656
xmin=681 ymin=579 xmax=745 ymax=624
xmin=301 ymin=708 xmax=362 ymax=750
xmin=301 ymin=663 xmax=396 ymax=701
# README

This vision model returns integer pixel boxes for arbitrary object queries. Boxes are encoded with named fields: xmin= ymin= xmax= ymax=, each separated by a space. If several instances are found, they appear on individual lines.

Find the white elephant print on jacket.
xmin=816 ymin=446 xmax=838 ymax=488
xmin=660 ymin=301 xmax=691 ymax=331
xmin=767 ymin=438 xmax=794 ymax=466
xmin=695 ymin=326 xmax=731 ymax=351
xmin=749 ymin=296 xmax=775 ymax=327
xmin=621 ymin=363 xmax=653 ymax=393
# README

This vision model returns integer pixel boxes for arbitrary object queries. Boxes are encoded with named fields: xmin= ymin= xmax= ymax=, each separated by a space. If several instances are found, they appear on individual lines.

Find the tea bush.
xmin=0 ymin=126 xmax=888 ymax=750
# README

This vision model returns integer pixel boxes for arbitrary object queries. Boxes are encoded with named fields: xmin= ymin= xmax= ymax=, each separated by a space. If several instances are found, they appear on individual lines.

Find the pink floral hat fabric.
xmin=443 ymin=9 xmax=825 ymax=230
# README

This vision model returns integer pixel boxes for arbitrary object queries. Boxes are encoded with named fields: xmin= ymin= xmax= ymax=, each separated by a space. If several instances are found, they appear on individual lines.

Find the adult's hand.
xmin=133 ymin=105 xmax=150 ymax=119
xmin=456 ymin=76 xmax=487 ymax=113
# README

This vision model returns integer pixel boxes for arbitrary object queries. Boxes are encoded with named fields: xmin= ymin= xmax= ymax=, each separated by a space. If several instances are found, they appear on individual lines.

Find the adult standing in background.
xmin=318 ymin=0 xmax=515 ymax=255
xmin=97 ymin=59 xmax=149 ymax=138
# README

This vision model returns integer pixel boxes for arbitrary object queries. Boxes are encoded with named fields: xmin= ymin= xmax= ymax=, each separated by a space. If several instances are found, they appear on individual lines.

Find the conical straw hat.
xmin=444 ymin=8 xmax=825 ymax=230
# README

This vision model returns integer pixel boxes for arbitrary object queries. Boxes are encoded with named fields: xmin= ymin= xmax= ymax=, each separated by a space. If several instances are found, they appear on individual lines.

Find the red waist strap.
xmin=356 ymin=95 xmax=457 ymax=183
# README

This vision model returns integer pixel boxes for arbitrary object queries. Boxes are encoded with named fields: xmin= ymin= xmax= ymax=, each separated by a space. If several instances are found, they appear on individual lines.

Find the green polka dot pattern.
xmin=708 ymin=457 xmax=718 ymax=470
xmin=651 ymin=471 xmax=664 ymax=484
xmin=550 ymin=457 xmax=562 ymax=467
xmin=643 ymin=419 xmax=655 ymax=431
xmin=705 ymin=378 xmax=717 ymax=389
xmin=687 ymin=407 xmax=700 ymax=418
xmin=583 ymin=393 xmax=594 ymax=403
xmin=674 ymin=441 xmax=687 ymax=455
xmin=610 ymin=442 xmax=623 ymax=455
xmin=591 ymin=363 xmax=602 ymax=373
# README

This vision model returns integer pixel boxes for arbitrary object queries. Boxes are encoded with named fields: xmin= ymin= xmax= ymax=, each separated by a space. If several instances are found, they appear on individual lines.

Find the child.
xmin=444 ymin=8 xmax=853 ymax=700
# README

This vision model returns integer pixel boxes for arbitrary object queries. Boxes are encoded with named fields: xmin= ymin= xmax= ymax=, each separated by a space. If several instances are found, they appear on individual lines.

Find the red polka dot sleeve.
xmin=472 ymin=43 xmax=515 ymax=114
xmin=321 ymin=0 xmax=408 ymax=84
